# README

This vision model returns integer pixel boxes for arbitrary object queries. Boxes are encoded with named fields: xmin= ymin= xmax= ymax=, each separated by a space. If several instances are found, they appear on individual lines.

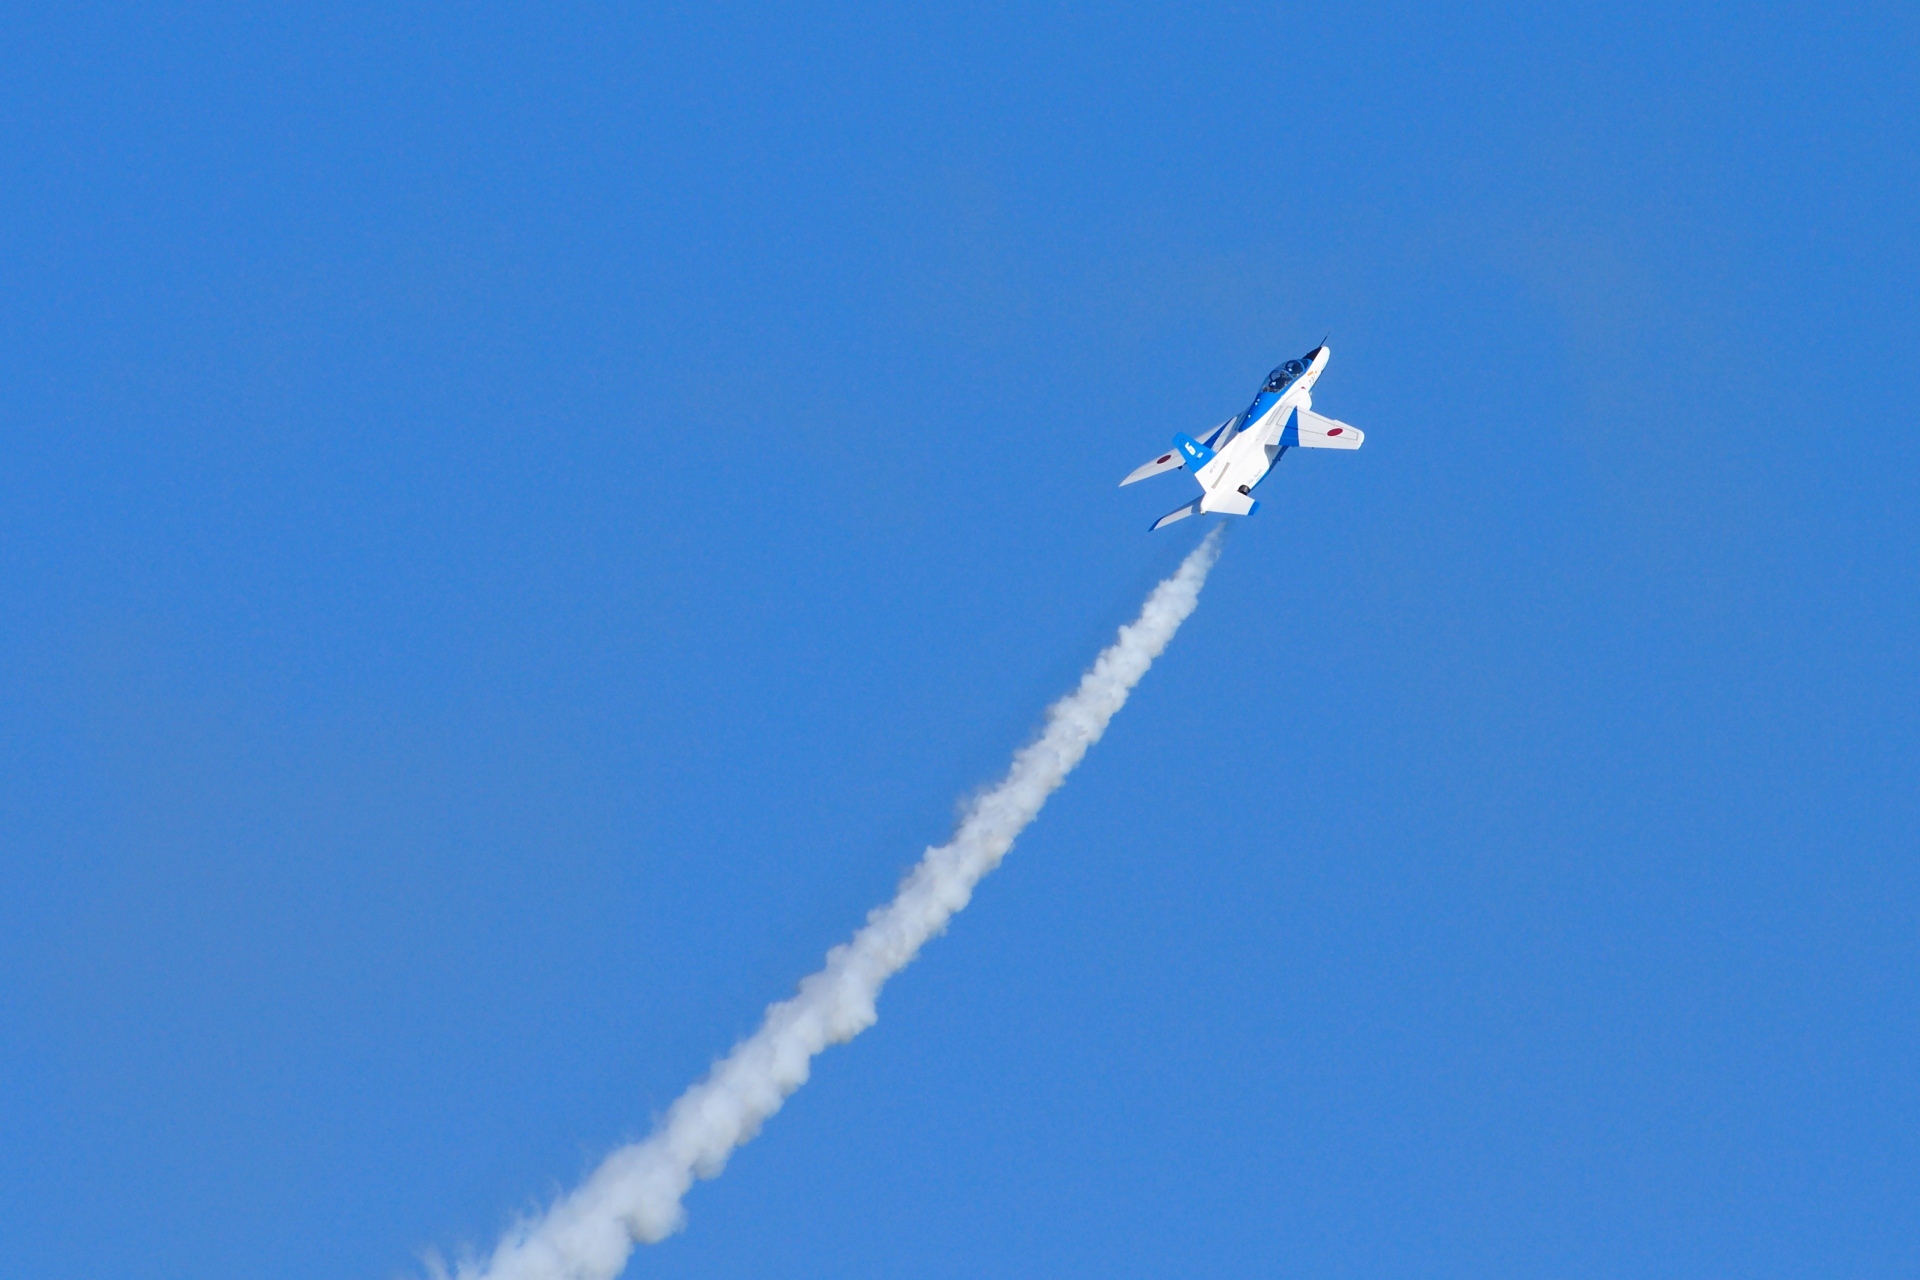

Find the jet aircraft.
xmin=1121 ymin=345 xmax=1364 ymax=530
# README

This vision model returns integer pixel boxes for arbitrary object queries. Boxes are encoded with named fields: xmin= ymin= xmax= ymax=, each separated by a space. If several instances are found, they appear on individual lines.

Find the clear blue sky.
xmin=4 ymin=4 xmax=1916 ymax=1277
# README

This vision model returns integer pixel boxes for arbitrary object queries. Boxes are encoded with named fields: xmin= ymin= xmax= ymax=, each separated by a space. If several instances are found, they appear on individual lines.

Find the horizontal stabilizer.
xmin=1120 ymin=449 xmax=1184 ymax=486
xmin=1149 ymin=499 xmax=1202 ymax=531
xmin=1200 ymin=487 xmax=1257 ymax=516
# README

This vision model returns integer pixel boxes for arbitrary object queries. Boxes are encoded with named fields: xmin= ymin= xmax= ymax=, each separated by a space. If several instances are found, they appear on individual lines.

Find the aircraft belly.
xmin=1223 ymin=456 xmax=1269 ymax=492
xmin=1199 ymin=430 xmax=1272 ymax=503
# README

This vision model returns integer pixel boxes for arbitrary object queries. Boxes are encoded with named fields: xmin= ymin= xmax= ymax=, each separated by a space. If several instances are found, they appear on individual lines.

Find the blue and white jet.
xmin=1121 ymin=344 xmax=1364 ymax=530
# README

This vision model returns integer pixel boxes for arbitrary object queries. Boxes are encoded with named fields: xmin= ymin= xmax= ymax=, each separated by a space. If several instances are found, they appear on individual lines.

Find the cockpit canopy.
xmin=1260 ymin=349 xmax=1325 ymax=394
xmin=1262 ymin=357 xmax=1309 ymax=394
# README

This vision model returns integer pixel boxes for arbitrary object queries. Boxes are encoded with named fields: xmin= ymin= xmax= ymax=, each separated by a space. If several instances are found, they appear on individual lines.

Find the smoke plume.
xmin=441 ymin=527 xmax=1225 ymax=1280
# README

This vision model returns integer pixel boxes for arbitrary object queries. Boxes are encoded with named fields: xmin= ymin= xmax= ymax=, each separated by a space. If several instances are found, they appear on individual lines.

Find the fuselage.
xmin=1127 ymin=343 xmax=1359 ymax=531
xmin=1195 ymin=345 xmax=1331 ymax=511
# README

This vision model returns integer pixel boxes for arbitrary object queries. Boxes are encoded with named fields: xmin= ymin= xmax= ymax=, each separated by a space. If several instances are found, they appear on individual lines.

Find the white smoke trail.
xmin=443 ymin=527 xmax=1225 ymax=1280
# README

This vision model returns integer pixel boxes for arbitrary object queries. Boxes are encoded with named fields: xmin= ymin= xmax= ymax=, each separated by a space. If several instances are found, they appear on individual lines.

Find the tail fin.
xmin=1122 ymin=420 xmax=1237 ymax=486
xmin=1173 ymin=432 xmax=1216 ymax=470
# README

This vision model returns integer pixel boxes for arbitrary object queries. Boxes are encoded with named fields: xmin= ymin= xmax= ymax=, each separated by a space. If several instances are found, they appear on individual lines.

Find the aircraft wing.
xmin=1286 ymin=407 xmax=1364 ymax=450
xmin=1196 ymin=415 xmax=1238 ymax=449
xmin=1120 ymin=417 xmax=1237 ymax=486
xmin=1120 ymin=448 xmax=1185 ymax=486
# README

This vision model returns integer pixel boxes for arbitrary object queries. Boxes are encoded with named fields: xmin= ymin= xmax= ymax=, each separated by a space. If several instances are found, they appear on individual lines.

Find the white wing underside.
xmin=1292 ymin=407 xmax=1363 ymax=449
xmin=1120 ymin=448 xmax=1184 ymax=487
xmin=1119 ymin=417 xmax=1237 ymax=486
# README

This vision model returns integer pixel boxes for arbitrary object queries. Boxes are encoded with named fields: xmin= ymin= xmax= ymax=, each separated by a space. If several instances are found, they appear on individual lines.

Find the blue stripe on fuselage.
xmin=1219 ymin=362 xmax=1312 ymax=450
